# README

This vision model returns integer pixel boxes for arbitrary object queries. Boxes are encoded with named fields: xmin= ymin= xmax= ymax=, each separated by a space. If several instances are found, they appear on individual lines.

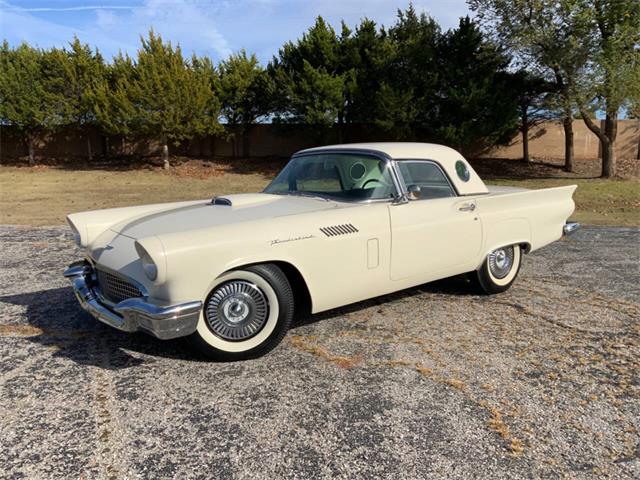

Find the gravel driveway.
xmin=1 ymin=225 xmax=638 ymax=479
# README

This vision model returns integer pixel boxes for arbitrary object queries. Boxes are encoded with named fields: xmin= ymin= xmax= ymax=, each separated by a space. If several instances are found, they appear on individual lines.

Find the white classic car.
xmin=64 ymin=143 xmax=580 ymax=360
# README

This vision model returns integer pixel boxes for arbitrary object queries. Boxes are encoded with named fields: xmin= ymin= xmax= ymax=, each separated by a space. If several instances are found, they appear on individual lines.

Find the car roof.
xmin=297 ymin=142 xmax=462 ymax=162
xmin=295 ymin=142 xmax=488 ymax=196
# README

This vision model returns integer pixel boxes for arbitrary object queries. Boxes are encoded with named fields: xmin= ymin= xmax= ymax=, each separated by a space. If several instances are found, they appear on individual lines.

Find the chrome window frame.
xmin=270 ymin=149 xmax=406 ymax=204
xmin=394 ymin=158 xmax=459 ymax=198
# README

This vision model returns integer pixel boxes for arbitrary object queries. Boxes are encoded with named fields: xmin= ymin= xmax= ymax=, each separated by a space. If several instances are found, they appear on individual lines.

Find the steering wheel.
xmin=362 ymin=178 xmax=390 ymax=189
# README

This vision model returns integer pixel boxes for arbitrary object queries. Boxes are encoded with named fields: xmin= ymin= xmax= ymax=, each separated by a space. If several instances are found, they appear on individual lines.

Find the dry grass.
xmin=0 ymin=165 xmax=271 ymax=226
xmin=289 ymin=335 xmax=363 ymax=369
xmin=0 ymin=164 xmax=637 ymax=226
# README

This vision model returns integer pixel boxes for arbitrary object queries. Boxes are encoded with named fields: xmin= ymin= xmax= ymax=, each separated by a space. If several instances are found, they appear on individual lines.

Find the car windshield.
xmin=264 ymin=153 xmax=397 ymax=202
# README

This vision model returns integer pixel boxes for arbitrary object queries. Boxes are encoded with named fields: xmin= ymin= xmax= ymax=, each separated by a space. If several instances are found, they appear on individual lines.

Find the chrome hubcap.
xmin=205 ymin=281 xmax=268 ymax=341
xmin=488 ymin=246 xmax=514 ymax=279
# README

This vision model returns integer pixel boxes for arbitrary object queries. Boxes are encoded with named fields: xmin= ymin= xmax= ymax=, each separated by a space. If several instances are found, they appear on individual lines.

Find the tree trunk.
xmin=521 ymin=105 xmax=529 ymax=163
xmin=563 ymin=113 xmax=574 ymax=173
xmin=601 ymin=138 xmax=615 ymax=178
xmin=241 ymin=125 xmax=250 ymax=158
xmin=162 ymin=144 xmax=170 ymax=169
xmin=103 ymin=136 xmax=110 ymax=159
xmin=230 ymin=126 xmax=238 ymax=159
xmin=578 ymin=110 xmax=615 ymax=178
xmin=27 ymin=136 xmax=35 ymax=166
xmin=602 ymin=114 xmax=617 ymax=177
xmin=87 ymin=135 xmax=93 ymax=162
xmin=636 ymin=133 xmax=639 ymax=161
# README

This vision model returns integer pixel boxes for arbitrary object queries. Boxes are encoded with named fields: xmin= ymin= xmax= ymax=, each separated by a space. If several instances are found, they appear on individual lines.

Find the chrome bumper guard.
xmin=63 ymin=261 xmax=202 ymax=340
xmin=563 ymin=221 xmax=581 ymax=236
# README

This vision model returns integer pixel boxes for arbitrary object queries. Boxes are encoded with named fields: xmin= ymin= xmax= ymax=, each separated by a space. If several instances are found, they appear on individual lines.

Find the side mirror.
xmin=407 ymin=185 xmax=421 ymax=201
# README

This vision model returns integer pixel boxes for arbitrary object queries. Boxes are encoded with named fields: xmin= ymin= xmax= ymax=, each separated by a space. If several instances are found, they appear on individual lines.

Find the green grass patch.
xmin=488 ymin=178 xmax=639 ymax=227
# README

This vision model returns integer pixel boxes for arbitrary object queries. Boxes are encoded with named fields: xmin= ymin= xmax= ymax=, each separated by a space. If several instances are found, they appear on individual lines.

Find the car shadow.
xmin=1 ymin=275 xmax=478 ymax=369
xmin=293 ymin=275 xmax=479 ymax=328
xmin=0 ymin=287 xmax=203 ymax=369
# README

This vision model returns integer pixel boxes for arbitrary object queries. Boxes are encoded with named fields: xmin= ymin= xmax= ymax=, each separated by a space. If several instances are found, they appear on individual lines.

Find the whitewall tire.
xmin=474 ymin=245 xmax=522 ymax=294
xmin=187 ymin=264 xmax=294 ymax=360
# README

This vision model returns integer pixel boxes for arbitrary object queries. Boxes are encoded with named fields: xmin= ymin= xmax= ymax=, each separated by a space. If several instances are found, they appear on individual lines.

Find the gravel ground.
xmin=0 ymin=225 xmax=638 ymax=479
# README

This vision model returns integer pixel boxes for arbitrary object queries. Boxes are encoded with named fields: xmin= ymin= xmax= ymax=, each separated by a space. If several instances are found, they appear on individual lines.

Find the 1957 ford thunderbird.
xmin=64 ymin=143 xmax=580 ymax=360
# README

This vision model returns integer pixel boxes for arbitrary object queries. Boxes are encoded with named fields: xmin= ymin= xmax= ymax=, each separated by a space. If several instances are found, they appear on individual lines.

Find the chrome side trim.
xmin=563 ymin=222 xmax=581 ymax=236
xmin=63 ymin=261 xmax=202 ymax=340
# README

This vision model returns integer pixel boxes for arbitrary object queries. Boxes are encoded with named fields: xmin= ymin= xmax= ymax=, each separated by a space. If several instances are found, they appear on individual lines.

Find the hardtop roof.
xmin=296 ymin=142 xmax=488 ymax=195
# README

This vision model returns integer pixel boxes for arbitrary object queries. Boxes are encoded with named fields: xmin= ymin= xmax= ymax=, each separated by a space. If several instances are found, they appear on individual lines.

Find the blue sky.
xmin=1 ymin=0 xmax=471 ymax=63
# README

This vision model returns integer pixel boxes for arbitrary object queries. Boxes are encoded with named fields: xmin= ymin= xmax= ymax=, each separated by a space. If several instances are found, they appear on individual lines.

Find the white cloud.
xmin=0 ymin=0 xmax=471 ymax=61
xmin=90 ymin=0 xmax=233 ymax=58
xmin=0 ymin=0 xmax=136 ymax=52
xmin=1 ymin=0 xmax=232 ymax=59
xmin=95 ymin=9 xmax=119 ymax=29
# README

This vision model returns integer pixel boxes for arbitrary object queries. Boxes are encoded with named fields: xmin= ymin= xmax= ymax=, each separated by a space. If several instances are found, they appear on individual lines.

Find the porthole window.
xmin=455 ymin=160 xmax=470 ymax=182
xmin=349 ymin=162 xmax=366 ymax=180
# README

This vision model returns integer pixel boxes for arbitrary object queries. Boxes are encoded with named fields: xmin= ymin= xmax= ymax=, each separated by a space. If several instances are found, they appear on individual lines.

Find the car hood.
xmin=110 ymin=193 xmax=338 ymax=239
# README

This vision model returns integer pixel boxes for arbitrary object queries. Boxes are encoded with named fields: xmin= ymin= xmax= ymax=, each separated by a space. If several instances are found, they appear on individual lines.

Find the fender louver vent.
xmin=320 ymin=224 xmax=359 ymax=237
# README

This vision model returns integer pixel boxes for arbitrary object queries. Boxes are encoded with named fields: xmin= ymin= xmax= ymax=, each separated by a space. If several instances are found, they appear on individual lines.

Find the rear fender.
xmin=479 ymin=217 xmax=531 ymax=269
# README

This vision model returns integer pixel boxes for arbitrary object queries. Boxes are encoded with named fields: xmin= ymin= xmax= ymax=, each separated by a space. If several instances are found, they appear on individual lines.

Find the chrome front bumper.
xmin=563 ymin=221 xmax=581 ymax=236
xmin=63 ymin=261 xmax=202 ymax=340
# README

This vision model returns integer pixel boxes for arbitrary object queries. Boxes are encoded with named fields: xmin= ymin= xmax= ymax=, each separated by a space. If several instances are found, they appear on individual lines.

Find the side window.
xmin=398 ymin=161 xmax=455 ymax=199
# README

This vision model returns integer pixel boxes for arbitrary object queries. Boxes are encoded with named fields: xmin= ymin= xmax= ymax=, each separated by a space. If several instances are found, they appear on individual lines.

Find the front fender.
xmin=157 ymin=220 xmax=320 ymax=305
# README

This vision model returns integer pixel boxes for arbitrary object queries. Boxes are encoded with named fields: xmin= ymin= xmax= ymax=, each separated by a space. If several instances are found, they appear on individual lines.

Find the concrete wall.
xmin=1 ymin=120 xmax=638 ymax=163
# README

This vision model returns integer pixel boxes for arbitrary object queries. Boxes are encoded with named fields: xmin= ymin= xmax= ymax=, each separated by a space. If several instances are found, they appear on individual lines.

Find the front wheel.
xmin=473 ymin=245 xmax=522 ymax=294
xmin=187 ymin=264 xmax=294 ymax=361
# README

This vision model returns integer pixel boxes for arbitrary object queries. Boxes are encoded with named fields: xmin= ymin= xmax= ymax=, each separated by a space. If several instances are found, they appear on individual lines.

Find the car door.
xmin=389 ymin=160 xmax=482 ymax=281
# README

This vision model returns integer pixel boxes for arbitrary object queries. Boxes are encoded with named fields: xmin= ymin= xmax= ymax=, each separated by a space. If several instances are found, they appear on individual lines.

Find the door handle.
xmin=459 ymin=203 xmax=476 ymax=212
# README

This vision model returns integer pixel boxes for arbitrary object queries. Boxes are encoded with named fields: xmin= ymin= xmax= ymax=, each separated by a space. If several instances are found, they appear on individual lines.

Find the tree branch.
xmin=578 ymin=107 xmax=607 ymax=144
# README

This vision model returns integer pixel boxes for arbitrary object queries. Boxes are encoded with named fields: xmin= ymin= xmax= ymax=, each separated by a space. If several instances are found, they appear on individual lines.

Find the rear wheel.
xmin=474 ymin=245 xmax=522 ymax=294
xmin=187 ymin=264 xmax=294 ymax=361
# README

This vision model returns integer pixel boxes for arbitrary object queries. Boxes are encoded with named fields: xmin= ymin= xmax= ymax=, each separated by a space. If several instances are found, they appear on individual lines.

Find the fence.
xmin=1 ymin=120 xmax=638 ymax=164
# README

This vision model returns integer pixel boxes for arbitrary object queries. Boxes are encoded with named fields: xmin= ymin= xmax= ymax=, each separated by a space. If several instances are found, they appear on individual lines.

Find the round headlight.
xmin=142 ymin=262 xmax=158 ymax=281
xmin=135 ymin=242 xmax=158 ymax=281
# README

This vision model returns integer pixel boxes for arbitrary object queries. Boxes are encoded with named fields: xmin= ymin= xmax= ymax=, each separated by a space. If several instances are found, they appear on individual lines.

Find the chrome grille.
xmin=96 ymin=268 xmax=143 ymax=304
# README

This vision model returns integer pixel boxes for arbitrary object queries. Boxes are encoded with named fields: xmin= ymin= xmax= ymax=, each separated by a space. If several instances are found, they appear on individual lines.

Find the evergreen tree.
xmin=91 ymin=52 xmax=138 ymax=146
xmin=434 ymin=17 xmax=520 ymax=149
xmin=61 ymin=38 xmax=106 ymax=159
xmin=375 ymin=6 xmax=441 ymax=140
xmin=0 ymin=42 xmax=61 ymax=164
xmin=218 ymin=50 xmax=272 ymax=157
xmin=129 ymin=30 xmax=222 ymax=168
xmin=338 ymin=19 xmax=392 ymax=126
xmin=269 ymin=17 xmax=346 ymax=140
